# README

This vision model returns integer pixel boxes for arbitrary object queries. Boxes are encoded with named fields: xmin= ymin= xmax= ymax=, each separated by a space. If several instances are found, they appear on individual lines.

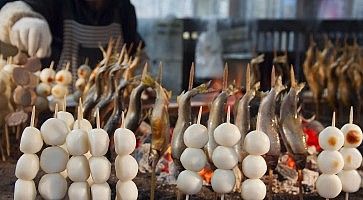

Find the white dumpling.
xmin=180 ymin=148 xmax=207 ymax=172
xmin=40 ymin=68 xmax=55 ymax=84
xmin=55 ymin=69 xmax=72 ymax=85
xmin=212 ymin=146 xmax=238 ymax=170
xmin=317 ymin=150 xmax=344 ymax=174
xmin=176 ymin=170 xmax=203 ymax=195
xmin=15 ymin=154 xmax=39 ymax=180
xmin=319 ymin=126 xmax=344 ymax=150
xmin=89 ymin=156 xmax=111 ymax=184
xmin=316 ymin=174 xmax=342 ymax=199
xmin=36 ymin=82 xmax=51 ymax=97
xmin=88 ymin=128 xmax=110 ymax=156
xmin=242 ymin=155 xmax=267 ymax=179
xmin=73 ymin=119 xmax=93 ymax=132
xmin=115 ymin=155 xmax=138 ymax=181
xmin=20 ymin=127 xmax=43 ymax=154
xmin=214 ymin=123 xmax=241 ymax=147
xmin=339 ymin=147 xmax=362 ymax=170
xmin=38 ymin=173 xmax=67 ymax=200
xmin=40 ymin=118 xmax=69 ymax=145
xmin=114 ymin=128 xmax=136 ymax=155
xmin=66 ymin=129 xmax=89 ymax=156
xmin=116 ymin=180 xmax=138 ymax=200
xmin=241 ymin=179 xmax=267 ymax=200
xmin=68 ymin=182 xmax=90 ymax=200
xmin=341 ymin=123 xmax=363 ymax=148
xmin=183 ymin=124 xmax=208 ymax=148
xmin=40 ymin=146 xmax=69 ymax=174
xmin=91 ymin=183 xmax=111 ymax=200
xmin=57 ymin=111 xmax=74 ymax=129
xmin=211 ymin=169 xmax=235 ymax=194
xmin=51 ymin=84 xmax=68 ymax=99
xmin=244 ymin=130 xmax=270 ymax=155
xmin=67 ymin=155 xmax=90 ymax=182
xmin=338 ymin=169 xmax=361 ymax=193
xmin=14 ymin=179 xmax=37 ymax=200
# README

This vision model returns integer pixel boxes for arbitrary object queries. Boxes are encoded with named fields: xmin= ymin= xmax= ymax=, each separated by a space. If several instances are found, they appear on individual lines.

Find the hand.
xmin=10 ymin=17 xmax=52 ymax=58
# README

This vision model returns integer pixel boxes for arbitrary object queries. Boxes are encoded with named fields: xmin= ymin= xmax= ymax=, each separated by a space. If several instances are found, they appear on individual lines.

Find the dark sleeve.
xmin=119 ymin=0 xmax=145 ymax=55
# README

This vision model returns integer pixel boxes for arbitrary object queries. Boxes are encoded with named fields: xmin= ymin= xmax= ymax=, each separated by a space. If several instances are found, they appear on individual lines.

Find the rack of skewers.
xmin=1 ymin=36 xmax=362 ymax=199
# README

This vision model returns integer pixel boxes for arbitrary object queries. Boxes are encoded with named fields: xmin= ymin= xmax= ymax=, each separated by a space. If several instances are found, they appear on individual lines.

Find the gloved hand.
xmin=9 ymin=17 xmax=52 ymax=58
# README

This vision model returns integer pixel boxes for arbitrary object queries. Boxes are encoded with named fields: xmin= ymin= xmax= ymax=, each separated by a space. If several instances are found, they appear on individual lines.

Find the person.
xmin=0 ymin=0 xmax=144 ymax=71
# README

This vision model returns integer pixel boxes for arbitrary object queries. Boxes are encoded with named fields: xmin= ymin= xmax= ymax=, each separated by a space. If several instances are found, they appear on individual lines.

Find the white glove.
xmin=10 ymin=17 xmax=52 ymax=58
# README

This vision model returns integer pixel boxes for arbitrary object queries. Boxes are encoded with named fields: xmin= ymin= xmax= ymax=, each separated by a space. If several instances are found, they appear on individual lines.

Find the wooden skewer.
xmin=298 ymin=169 xmax=303 ymax=200
xmin=185 ymin=194 xmax=189 ymax=200
xmin=65 ymin=61 xmax=70 ymax=71
xmin=141 ymin=63 xmax=148 ymax=79
xmin=345 ymin=192 xmax=349 ymax=200
xmin=77 ymin=106 xmax=81 ymax=128
xmin=158 ymin=62 xmax=163 ymax=85
xmin=349 ymin=106 xmax=353 ymax=124
xmin=84 ymin=57 xmax=89 ymax=66
xmin=332 ymin=111 xmax=336 ymax=127
xmin=246 ymin=63 xmax=251 ymax=93
xmin=79 ymin=98 xmax=83 ymax=121
xmin=223 ymin=63 xmax=228 ymax=90
xmin=290 ymin=65 xmax=296 ymax=88
xmin=271 ymin=65 xmax=276 ymax=87
xmin=63 ymin=95 xmax=67 ymax=112
xmin=268 ymin=169 xmax=273 ymax=200
xmin=188 ymin=63 xmax=195 ymax=91
xmin=49 ymin=61 xmax=54 ymax=69
xmin=5 ymin=124 xmax=10 ymax=156
xmin=226 ymin=106 xmax=231 ymax=124
xmin=197 ymin=106 xmax=203 ymax=125
xmin=256 ymin=112 xmax=261 ymax=132
xmin=96 ymin=108 xmax=100 ymax=129
xmin=54 ymin=104 xmax=59 ymax=118
xmin=221 ymin=194 xmax=225 ymax=200
xmin=121 ymin=111 xmax=125 ymax=129
xmin=31 ymin=106 xmax=35 ymax=127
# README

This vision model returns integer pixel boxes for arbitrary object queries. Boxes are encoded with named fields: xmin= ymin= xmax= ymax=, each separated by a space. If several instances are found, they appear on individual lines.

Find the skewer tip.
xmin=30 ymin=106 xmax=36 ymax=127
xmin=54 ymin=104 xmax=59 ymax=118
xmin=197 ymin=106 xmax=203 ymax=125
xmin=121 ymin=111 xmax=125 ymax=128
xmin=349 ymin=106 xmax=354 ymax=124
xmin=227 ymin=105 xmax=231 ymax=124
xmin=332 ymin=111 xmax=336 ymax=127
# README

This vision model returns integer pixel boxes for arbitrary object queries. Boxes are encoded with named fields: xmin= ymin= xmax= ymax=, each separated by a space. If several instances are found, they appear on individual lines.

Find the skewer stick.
xmin=256 ymin=112 xmax=261 ymax=132
xmin=290 ymin=65 xmax=296 ymax=88
xmin=65 ymin=61 xmax=70 ymax=71
xmin=5 ymin=124 xmax=10 ymax=156
xmin=227 ymin=106 xmax=231 ymax=124
xmin=54 ymin=104 xmax=58 ymax=118
xmin=349 ymin=106 xmax=353 ymax=124
xmin=84 ymin=57 xmax=89 ymax=66
xmin=298 ymin=169 xmax=303 ymax=200
xmin=271 ymin=65 xmax=276 ymax=87
xmin=77 ymin=106 xmax=81 ymax=129
xmin=221 ymin=194 xmax=225 ymax=200
xmin=96 ymin=108 xmax=100 ymax=129
xmin=188 ymin=63 xmax=195 ymax=91
xmin=197 ymin=106 xmax=203 ymax=125
xmin=246 ymin=63 xmax=251 ymax=93
xmin=31 ymin=106 xmax=35 ymax=127
xmin=49 ymin=61 xmax=54 ymax=69
xmin=223 ymin=63 xmax=228 ymax=90
xmin=185 ymin=194 xmax=189 ymax=200
xmin=332 ymin=111 xmax=336 ymax=127
xmin=141 ymin=63 xmax=148 ymax=79
xmin=79 ymin=98 xmax=83 ymax=120
xmin=158 ymin=62 xmax=163 ymax=85
xmin=268 ymin=169 xmax=273 ymax=200
xmin=121 ymin=111 xmax=125 ymax=128
xmin=63 ymin=95 xmax=67 ymax=111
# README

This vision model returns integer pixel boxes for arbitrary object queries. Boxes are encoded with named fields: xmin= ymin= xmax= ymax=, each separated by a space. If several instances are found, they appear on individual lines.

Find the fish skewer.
xmin=142 ymin=65 xmax=171 ymax=200
xmin=279 ymin=66 xmax=307 ymax=200
xmin=257 ymin=66 xmax=284 ymax=200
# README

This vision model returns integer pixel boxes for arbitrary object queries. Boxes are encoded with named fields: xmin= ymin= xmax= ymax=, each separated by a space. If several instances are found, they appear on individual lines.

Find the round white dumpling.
xmin=89 ymin=156 xmax=111 ymax=184
xmin=40 ymin=146 xmax=69 ymax=173
xmin=20 ymin=127 xmax=43 ymax=154
xmin=180 ymin=148 xmax=207 ymax=172
xmin=40 ymin=118 xmax=69 ymax=145
xmin=341 ymin=124 xmax=363 ymax=148
xmin=78 ymin=64 xmax=91 ymax=79
xmin=51 ymin=84 xmax=68 ymax=99
xmin=114 ymin=128 xmax=136 ymax=155
xmin=75 ymin=78 xmax=86 ymax=91
xmin=40 ymin=68 xmax=55 ymax=84
xmin=91 ymin=183 xmax=111 ymax=200
xmin=211 ymin=169 xmax=235 ymax=194
xmin=115 ymin=155 xmax=138 ymax=181
xmin=176 ymin=170 xmax=203 ymax=195
xmin=38 ymin=173 xmax=67 ymax=200
xmin=57 ymin=111 xmax=74 ymax=128
xmin=241 ymin=179 xmax=267 ymax=200
xmin=317 ymin=150 xmax=344 ymax=174
xmin=55 ymin=69 xmax=72 ymax=85
xmin=68 ymin=182 xmax=90 ymax=200
xmin=214 ymin=123 xmax=241 ymax=147
xmin=14 ymin=179 xmax=36 ymax=200
xmin=316 ymin=174 xmax=342 ymax=199
xmin=116 ymin=180 xmax=138 ymax=200
xmin=66 ymin=129 xmax=89 ymax=156
xmin=88 ymin=128 xmax=110 ymax=156
xmin=67 ymin=155 xmax=90 ymax=182
xmin=319 ymin=126 xmax=344 ymax=150
xmin=339 ymin=147 xmax=362 ymax=170
xmin=244 ymin=130 xmax=270 ymax=155
xmin=242 ymin=155 xmax=267 ymax=179
xmin=15 ymin=154 xmax=39 ymax=180
xmin=183 ymin=124 xmax=208 ymax=148
xmin=36 ymin=82 xmax=51 ymax=97
xmin=338 ymin=170 xmax=361 ymax=193
xmin=73 ymin=119 xmax=93 ymax=132
xmin=212 ymin=146 xmax=238 ymax=170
